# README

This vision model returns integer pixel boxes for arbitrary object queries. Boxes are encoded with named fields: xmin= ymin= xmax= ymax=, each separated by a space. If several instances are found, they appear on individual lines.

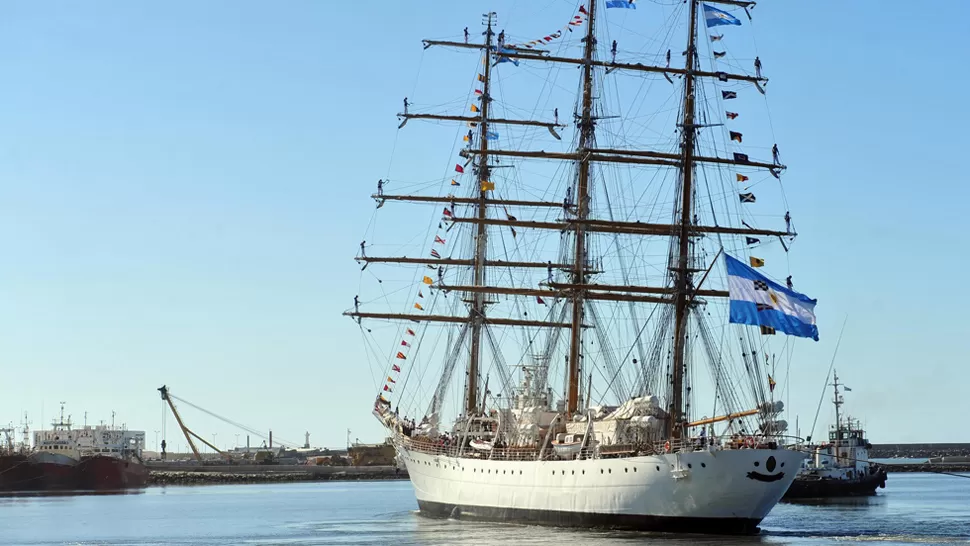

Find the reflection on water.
xmin=0 ymin=489 xmax=146 ymax=500
xmin=780 ymin=494 xmax=885 ymax=507
xmin=0 ymin=474 xmax=965 ymax=545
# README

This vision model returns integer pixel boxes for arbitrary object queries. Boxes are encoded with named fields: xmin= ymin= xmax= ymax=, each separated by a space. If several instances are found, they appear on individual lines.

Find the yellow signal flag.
xmin=749 ymin=256 xmax=765 ymax=268
xmin=463 ymin=135 xmax=470 ymax=142
xmin=477 ymin=73 xmax=486 ymax=82
xmin=422 ymin=276 xmax=434 ymax=285
xmin=414 ymin=302 xmax=424 ymax=310
xmin=451 ymin=179 xmax=460 ymax=186
xmin=736 ymin=173 xmax=749 ymax=182
xmin=470 ymin=104 xmax=480 ymax=113
xmin=481 ymin=181 xmax=495 ymax=191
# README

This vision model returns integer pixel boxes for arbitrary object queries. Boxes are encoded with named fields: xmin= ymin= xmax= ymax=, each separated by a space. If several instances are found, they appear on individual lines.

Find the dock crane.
xmin=158 ymin=385 xmax=231 ymax=462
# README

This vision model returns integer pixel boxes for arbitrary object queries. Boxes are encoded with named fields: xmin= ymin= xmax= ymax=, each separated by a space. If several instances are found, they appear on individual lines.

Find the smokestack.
xmin=269 ymin=430 xmax=273 ymax=449
xmin=246 ymin=435 xmax=250 ymax=454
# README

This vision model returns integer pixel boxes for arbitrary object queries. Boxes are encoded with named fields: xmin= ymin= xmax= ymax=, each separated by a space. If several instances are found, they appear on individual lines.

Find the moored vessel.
xmin=349 ymin=0 xmax=819 ymax=535
xmin=29 ymin=407 xmax=81 ymax=490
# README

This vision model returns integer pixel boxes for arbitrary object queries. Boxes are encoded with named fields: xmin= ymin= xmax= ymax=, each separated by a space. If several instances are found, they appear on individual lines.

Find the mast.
xmin=567 ymin=0 xmax=597 ymax=415
xmin=466 ymin=11 xmax=496 ymax=415
xmin=831 ymin=370 xmax=843 ymax=441
xmin=668 ymin=0 xmax=700 ymax=440
xmin=353 ymin=0 xmax=779 ymax=425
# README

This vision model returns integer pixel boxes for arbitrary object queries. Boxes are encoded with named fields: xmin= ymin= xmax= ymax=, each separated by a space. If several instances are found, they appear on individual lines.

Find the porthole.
xmin=625 ymin=468 xmax=628 ymax=473
xmin=633 ymin=467 xmax=637 ymax=472
xmin=701 ymin=463 xmax=706 ymax=468
xmin=754 ymin=461 xmax=760 ymax=467
xmin=582 ymin=470 xmax=585 ymax=475
xmin=519 ymin=470 xmax=522 ymax=475
xmin=601 ymin=469 xmax=604 ymax=474
xmin=687 ymin=464 xmax=692 ymax=469
xmin=562 ymin=470 xmax=565 ymax=475
xmin=608 ymin=469 xmax=612 ymax=474
xmin=572 ymin=470 xmax=575 ymax=475
xmin=656 ymin=466 xmax=660 ymax=471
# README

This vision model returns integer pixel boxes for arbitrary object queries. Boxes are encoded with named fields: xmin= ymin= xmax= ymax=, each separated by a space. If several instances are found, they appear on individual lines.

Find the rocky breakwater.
xmin=148 ymin=464 xmax=408 ymax=486
xmin=881 ymin=463 xmax=970 ymax=473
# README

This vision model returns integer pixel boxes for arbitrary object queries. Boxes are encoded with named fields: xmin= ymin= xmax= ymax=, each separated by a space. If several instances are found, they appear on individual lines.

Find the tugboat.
xmin=784 ymin=371 xmax=887 ymax=499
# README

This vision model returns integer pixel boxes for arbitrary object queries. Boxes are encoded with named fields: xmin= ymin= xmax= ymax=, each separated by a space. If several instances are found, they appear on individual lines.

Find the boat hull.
xmin=77 ymin=456 xmax=149 ymax=490
xmin=0 ymin=454 xmax=46 ymax=492
xmin=398 ymin=445 xmax=805 ymax=535
xmin=28 ymin=452 xmax=79 ymax=490
xmin=783 ymin=468 xmax=887 ymax=499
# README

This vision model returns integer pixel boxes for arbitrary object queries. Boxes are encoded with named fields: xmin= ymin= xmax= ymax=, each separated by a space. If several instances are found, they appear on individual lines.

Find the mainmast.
xmin=669 ymin=0 xmax=701 ymax=440
xmin=566 ymin=0 xmax=597 ymax=415
xmin=467 ymin=12 xmax=497 ymax=415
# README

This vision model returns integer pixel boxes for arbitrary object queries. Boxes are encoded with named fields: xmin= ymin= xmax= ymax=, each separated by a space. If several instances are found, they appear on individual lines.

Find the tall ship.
xmin=784 ymin=372 xmax=887 ymax=499
xmin=348 ymin=0 xmax=819 ymax=534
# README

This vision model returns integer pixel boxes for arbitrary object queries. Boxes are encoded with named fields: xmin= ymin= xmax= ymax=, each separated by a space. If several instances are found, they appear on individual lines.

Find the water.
xmin=0 ymin=474 xmax=967 ymax=545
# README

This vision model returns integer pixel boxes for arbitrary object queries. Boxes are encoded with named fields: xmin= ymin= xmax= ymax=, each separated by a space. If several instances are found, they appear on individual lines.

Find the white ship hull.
xmin=398 ymin=444 xmax=804 ymax=534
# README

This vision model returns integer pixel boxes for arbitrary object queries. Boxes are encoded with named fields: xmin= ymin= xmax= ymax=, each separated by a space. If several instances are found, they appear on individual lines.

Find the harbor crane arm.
xmin=158 ymin=385 xmax=230 ymax=461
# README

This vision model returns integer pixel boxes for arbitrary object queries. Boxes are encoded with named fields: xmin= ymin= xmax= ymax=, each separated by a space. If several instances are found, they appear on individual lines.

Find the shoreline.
xmin=882 ymin=464 xmax=970 ymax=473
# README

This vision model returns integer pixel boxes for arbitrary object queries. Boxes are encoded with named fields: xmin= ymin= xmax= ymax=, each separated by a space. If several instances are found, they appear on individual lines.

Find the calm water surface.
xmin=0 ymin=473 xmax=967 ymax=545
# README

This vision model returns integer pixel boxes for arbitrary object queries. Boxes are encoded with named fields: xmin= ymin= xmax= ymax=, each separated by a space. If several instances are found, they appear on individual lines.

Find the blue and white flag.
xmin=606 ymin=0 xmax=636 ymax=8
xmin=494 ymin=47 xmax=520 ymax=66
xmin=485 ymin=131 xmax=499 ymax=140
xmin=726 ymin=254 xmax=818 ymax=341
xmin=703 ymin=4 xmax=742 ymax=27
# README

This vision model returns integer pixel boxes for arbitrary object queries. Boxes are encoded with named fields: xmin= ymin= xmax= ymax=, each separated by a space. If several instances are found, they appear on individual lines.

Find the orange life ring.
xmin=743 ymin=436 xmax=755 ymax=448
xmin=664 ymin=441 xmax=671 ymax=453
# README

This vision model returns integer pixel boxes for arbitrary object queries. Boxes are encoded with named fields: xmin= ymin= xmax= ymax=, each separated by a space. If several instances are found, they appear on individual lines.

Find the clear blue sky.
xmin=0 ymin=0 xmax=966 ymax=450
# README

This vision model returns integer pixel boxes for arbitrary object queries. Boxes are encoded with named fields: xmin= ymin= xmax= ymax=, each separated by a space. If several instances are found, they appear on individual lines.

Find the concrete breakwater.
xmin=148 ymin=464 xmax=408 ymax=486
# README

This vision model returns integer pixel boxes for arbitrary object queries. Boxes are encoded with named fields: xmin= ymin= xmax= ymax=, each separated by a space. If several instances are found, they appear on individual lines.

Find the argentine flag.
xmin=726 ymin=254 xmax=819 ymax=341
xmin=703 ymin=4 xmax=742 ymax=27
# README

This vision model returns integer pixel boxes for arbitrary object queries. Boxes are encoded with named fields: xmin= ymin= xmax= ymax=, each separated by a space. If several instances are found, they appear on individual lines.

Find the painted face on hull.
xmin=746 ymin=455 xmax=786 ymax=482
